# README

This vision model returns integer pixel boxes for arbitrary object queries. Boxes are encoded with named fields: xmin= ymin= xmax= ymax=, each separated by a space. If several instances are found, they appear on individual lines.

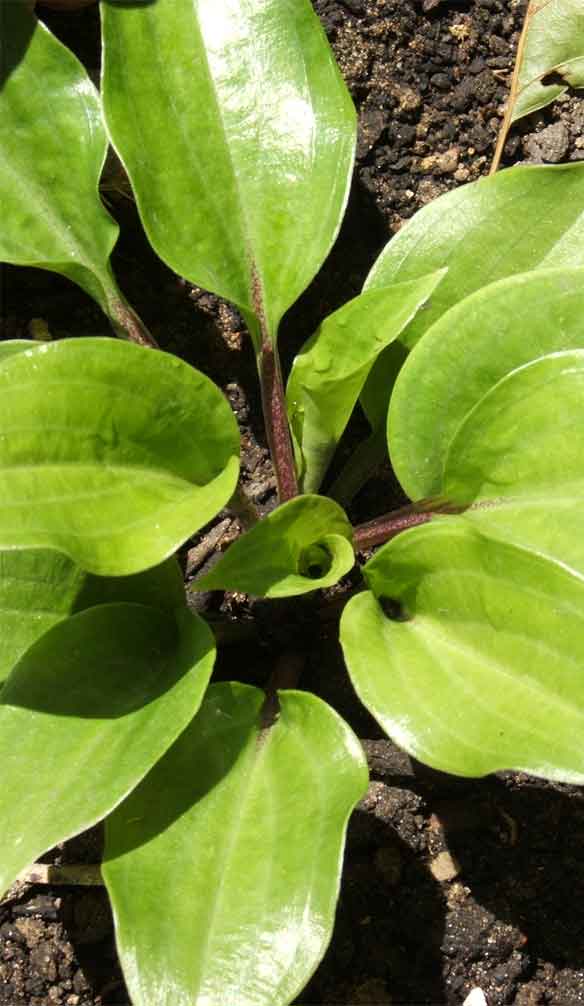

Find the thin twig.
xmin=490 ymin=0 xmax=540 ymax=174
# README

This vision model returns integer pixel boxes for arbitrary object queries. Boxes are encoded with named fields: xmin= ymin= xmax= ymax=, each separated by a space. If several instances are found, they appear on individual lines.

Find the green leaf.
xmin=0 ymin=603 xmax=215 ymax=896
xmin=287 ymin=272 xmax=445 ymax=493
xmin=101 ymin=0 xmax=356 ymax=345
xmin=341 ymin=520 xmax=584 ymax=782
xmin=0 ymin=338 xmax=239 ymax=574
xmin=388 ymin=268 xmax=584 ymax=500
xmin=103 ymin=682 xmax=368 ymax=1006
xmin=444 ymin=349 xmax=584 ymax=576
xmin=512 ymin=0 xmax=584 ymax=123
xmin=0 ymin=549 xmax=83 ymax=688
xmin=0 ymin=340 xmax=32 ymax=364
xmin=0 ymin=5 xmax=124 ymax=319
xmin=364 ymin=164 xmax=584 ymax=351
xmin=0 ymin=549 xmax=184 ymax=688
xmin=197 ymin=495 xmax=354 ymax=598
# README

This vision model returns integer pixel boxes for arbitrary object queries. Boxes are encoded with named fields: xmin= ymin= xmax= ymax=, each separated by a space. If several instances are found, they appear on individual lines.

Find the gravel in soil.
xmin=3 ymin=1 xmax=584 ymax=1004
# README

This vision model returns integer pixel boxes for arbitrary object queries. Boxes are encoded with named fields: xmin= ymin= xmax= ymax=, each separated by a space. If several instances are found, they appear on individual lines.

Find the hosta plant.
xmin=3 ymin=1 xmax=584 ymax=1003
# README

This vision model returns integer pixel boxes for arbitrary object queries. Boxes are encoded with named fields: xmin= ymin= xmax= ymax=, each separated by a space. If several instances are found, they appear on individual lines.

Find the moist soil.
xmin=2 ymin=1 xmax=584 ymax=1004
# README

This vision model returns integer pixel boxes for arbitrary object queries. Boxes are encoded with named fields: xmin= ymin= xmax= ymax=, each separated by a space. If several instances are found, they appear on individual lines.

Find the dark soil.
xmin=3 ymin=1 xmax=584 ymax=1004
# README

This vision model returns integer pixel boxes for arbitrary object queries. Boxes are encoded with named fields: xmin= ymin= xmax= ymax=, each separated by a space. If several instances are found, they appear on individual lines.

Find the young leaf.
xmin=286 ymin=272 xmax=445 ymax=493
xmin=444 ymin=350 xmax=584 ymax=577
xmin=196 ymin=495 xmax=354 ymax=598
xmin=0 ymin=338 xmax=239 ymax=574
xmin=0 ymin=549 xmax=184 ymax=688
xmin=0 ymin=603 xmax=215 ymax=897
xmin=388 ymin=267 xmax=584 ymax=500
xmin=0 ymin=4 xmax=126 ymax=324
xmin=103 ymin=682 xmax=368 ymax=1006
xmin=511 ymin=0 xmax=584 ymax=124
xmin=101 ymin=0 xmax=356 ymax=345
xmin=341 ymin=520 xmax=584 ymax=782
xmin=364 ymin=164 xmax=584 ymax=351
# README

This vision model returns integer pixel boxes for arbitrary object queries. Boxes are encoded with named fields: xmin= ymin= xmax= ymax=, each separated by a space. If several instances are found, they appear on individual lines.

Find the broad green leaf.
xmin=364 ymin=164 xmax=584 ymax=351
xmin=103 ymin=682 xmax=368 ymax=1006
xmin=0 ymin=4 xmax=126 ymax=321
xmin=0 ymin=340 xmax=32 ymax=364
xmin=287 ymin=272 xmax=445 ymax=493
xmin=0 ymin=549 xmax=84 ymax=688
xmin=0 ymin=338 xmax=239 ymax=575
xmin=444 ymin=350 xmax=584 ymax=576
xmin=197 ymin=495 xmax=354 ymax=598
xmin=101 ymin=0 xmax=356 ymax=345
xmin=0 ymin=549 xmax=184 ymax=688
xmin=512 ymin=0 xmax=584 ymax=123
xmin=341 ymin=520 xmax=584 ymax=782
xmin=0 ymin=602 xmax=215 ymax=896
xmin=388 ymin=268 xmax=584 ymax=500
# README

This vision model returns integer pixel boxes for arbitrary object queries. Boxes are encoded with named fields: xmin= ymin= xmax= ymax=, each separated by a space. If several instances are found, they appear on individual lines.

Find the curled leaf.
xmin=197 ymin=495 xmax=354 ymax=598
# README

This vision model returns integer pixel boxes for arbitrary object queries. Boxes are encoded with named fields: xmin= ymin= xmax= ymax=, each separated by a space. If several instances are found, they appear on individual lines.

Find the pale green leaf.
xmin=287 ymin=272 xmax=444 ymax=493
xmin=341 ymin=520 xmax=584 ymax=782
xmin=0 ymin=549 xmax=184 ymax=688
xmin=101 ymin=0 xmax=356 ymax=345
xmin=364 ymin=164 xmax=584 ymax=351
xmin=0 ymin=4 xmax=124 ymax=318
xmin=0 ymin=338 xmax=239 ymax=574
xmin=103 ymin=682 xmax=368 ymax=1006
xmin=196 ymin=495 xmax=354 ymax=598
xmin=512 ymin=0 xmax=584 ymax=123
xmin=0 ymin=603 xmax=215 ymax=896
xmin=388 ymin=268 xmax=584 ymax=500
xmin=444 ymin=350 xmax=584 ymax=576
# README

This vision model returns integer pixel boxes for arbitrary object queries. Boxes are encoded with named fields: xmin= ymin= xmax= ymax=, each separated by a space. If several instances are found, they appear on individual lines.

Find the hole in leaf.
xmin=298 ymin=543 xmax=333 ymax=580
xmin=541 ymin=70 xmax=568 ymax=86
xmin=378 ymin=596 xmax=411 ymax=621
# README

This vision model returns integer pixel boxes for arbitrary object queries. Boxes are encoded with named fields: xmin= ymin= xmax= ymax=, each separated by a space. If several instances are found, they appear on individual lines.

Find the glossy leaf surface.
xmin=444 ymin=350 xmax=584 ymax=576
xmin=0 ymin=550 xmax=184 ymax=688
xmin=287 ymin=272 xmax=444 ymax=492
xmin=389 ymin=268 xmax=584 ymax=499
xmin=104 ymin=682 xmax=368 ymax=1006
xmin=1 ymin=4 xmax=121 ymax=314
xmin=0 ymin=603 xmax=215 ymax=896
xmin=101 ymin=0 xmax=356 ymax=344
xmin=197 ymin=495 xmax=354 ymax=597
xmin=512 ymin=0 xmax=584 ymax=122
xmin=0 ymin=339 xmax=239 ymax=574
xmin=341 ymin=521 xmax=584 ymax=781
xmin=365 ymin=164 xmax=584 ymax=350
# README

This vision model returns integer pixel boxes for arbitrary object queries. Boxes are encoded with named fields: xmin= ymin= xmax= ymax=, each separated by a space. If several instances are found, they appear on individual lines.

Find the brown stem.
xmin=260 ymin=341 xmax=298 ymax=503
xmin=490 ymin=0 xmax=540 ymax=174
xmin=353 ymin=499 xmax=463 ymax=551
xmin=109 ymin=298 xmax=159 ymax=349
